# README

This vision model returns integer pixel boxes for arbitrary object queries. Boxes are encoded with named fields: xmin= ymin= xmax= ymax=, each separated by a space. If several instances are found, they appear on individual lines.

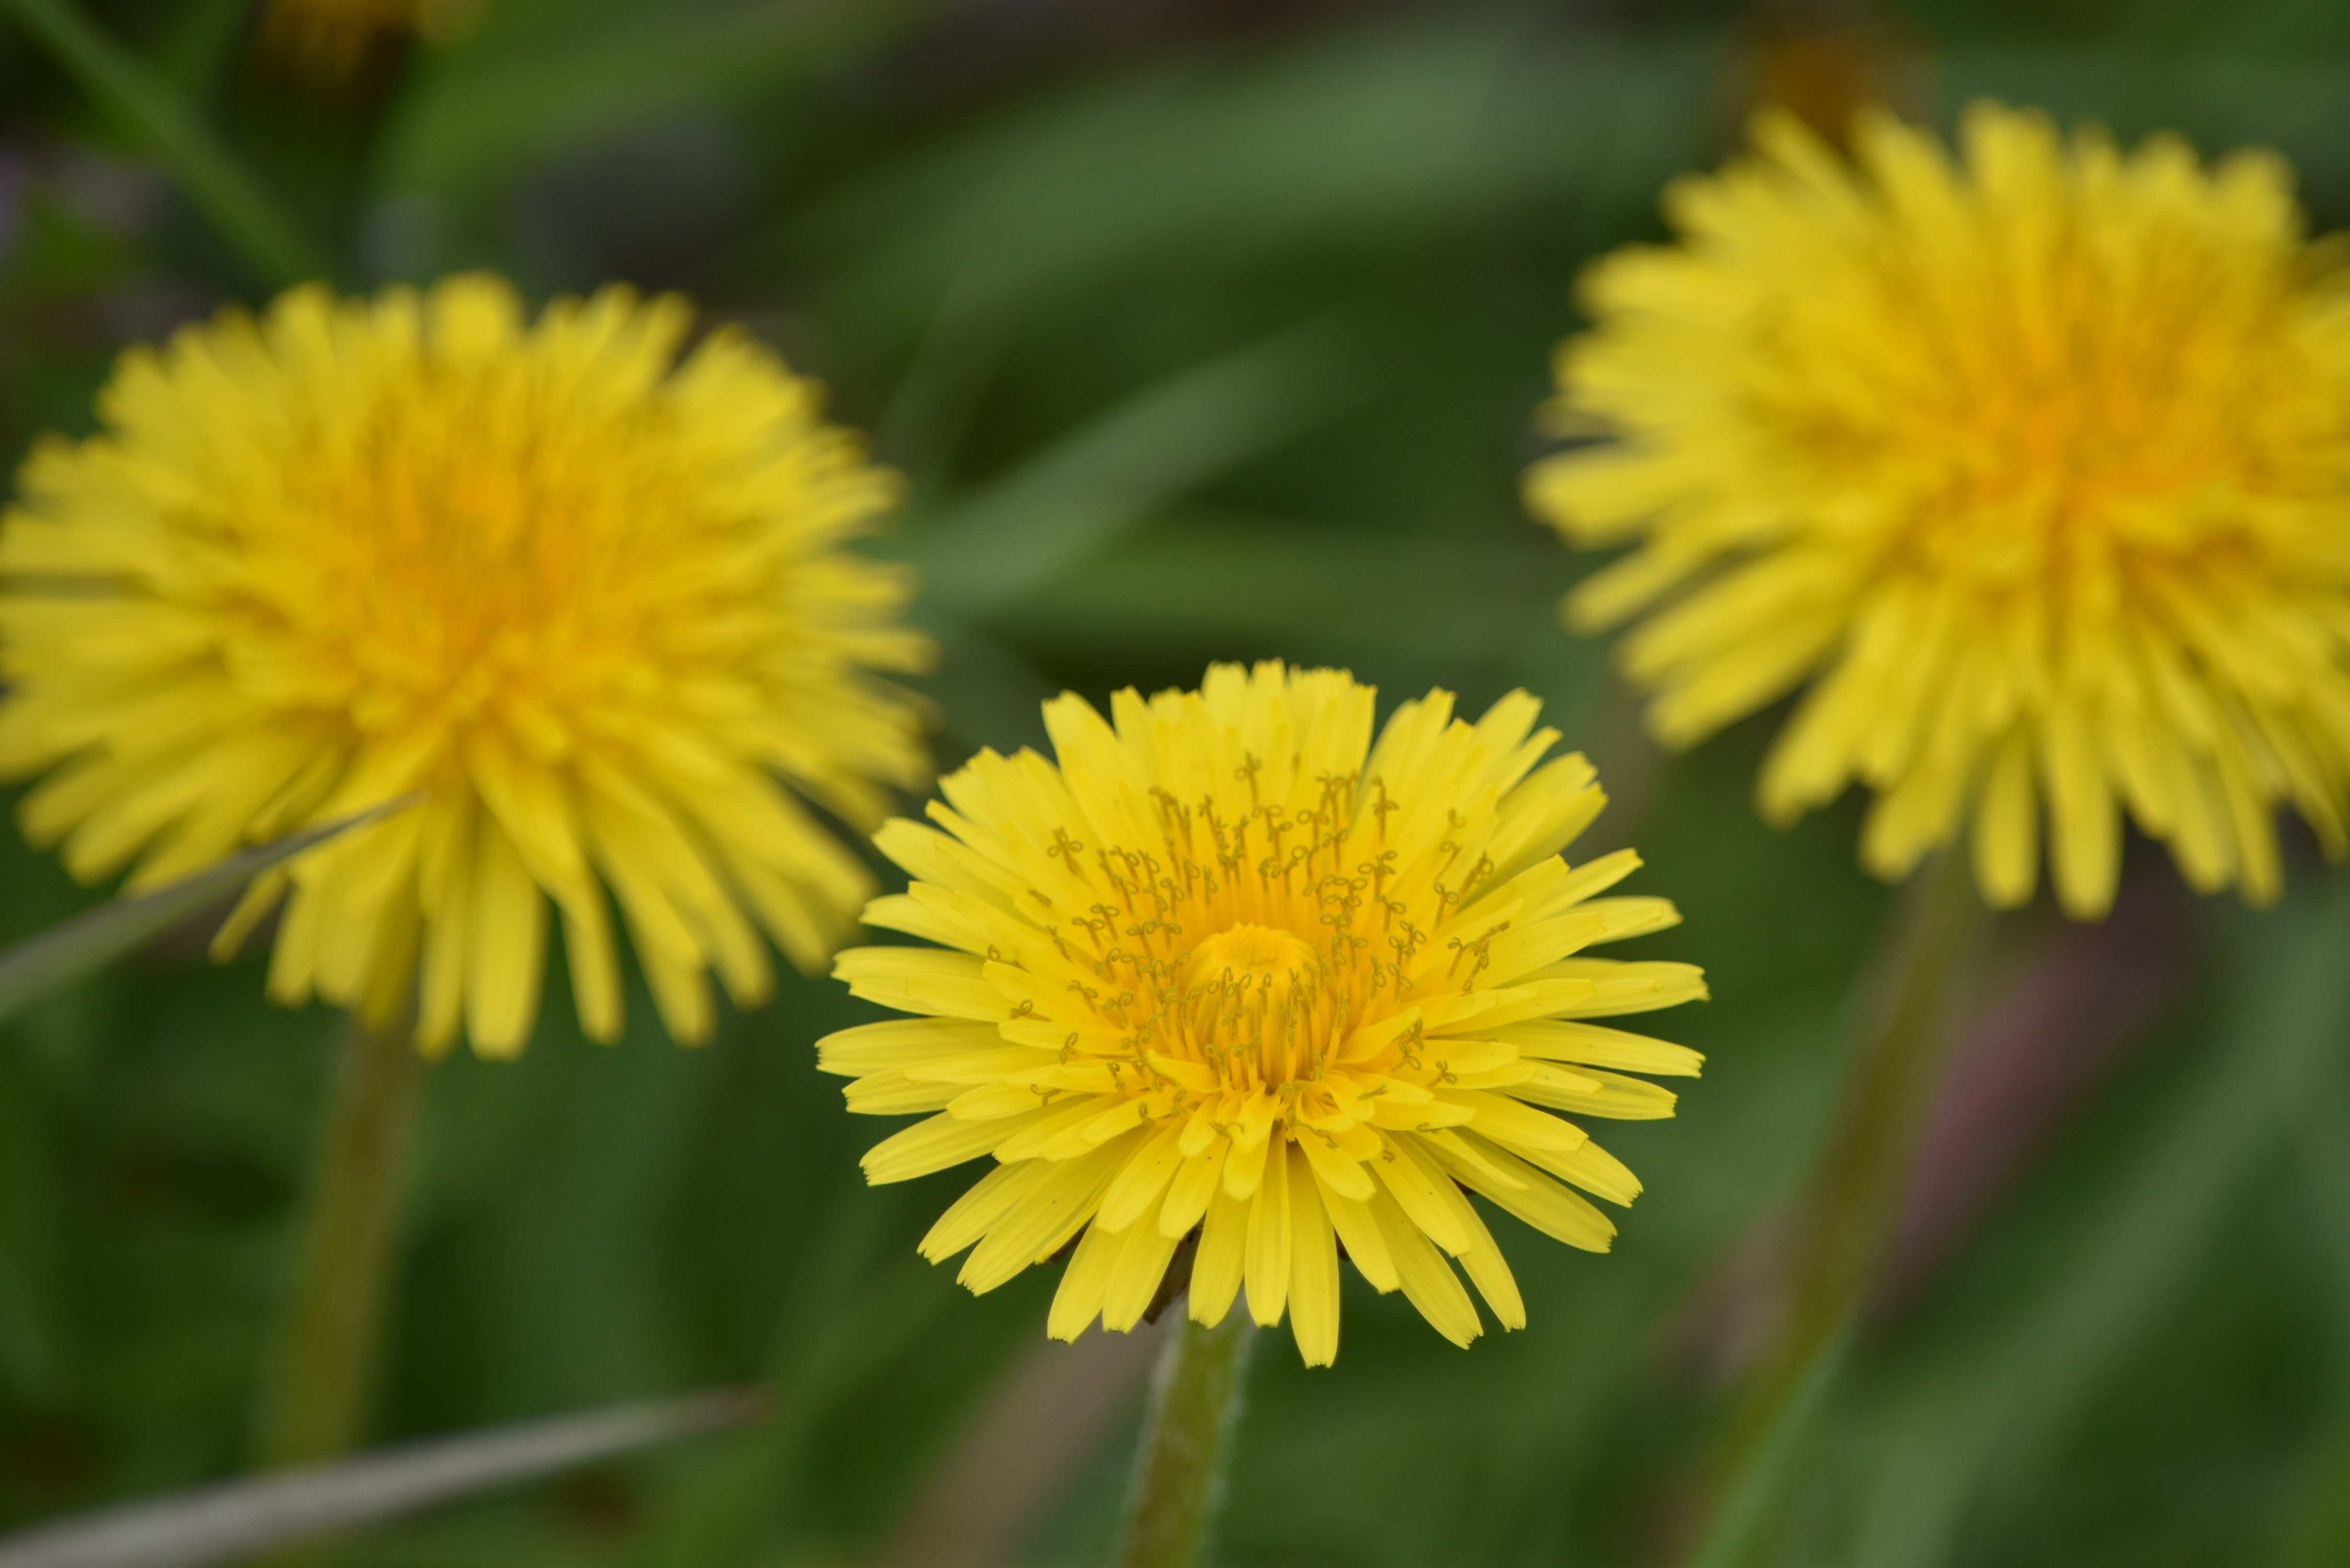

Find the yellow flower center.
xmin=244 ymin=361 xmax=758 ymax=770
xmin=1172 ymin=923 xmax=1333 ymax=1088
xmin=1030 ymin=772 xmax=1468 ymax=1138
xmin=1762 ymin=165 xmax=2312 ymax=592
xmin=1182 ymin=922 xmax=1320 ymax=988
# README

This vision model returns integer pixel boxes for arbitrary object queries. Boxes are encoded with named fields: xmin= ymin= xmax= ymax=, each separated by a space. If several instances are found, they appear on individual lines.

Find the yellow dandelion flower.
xmin=1527 ymin=102 xmax=2350 ymax=918
xmin=259 ymin=0 xmax=469 ymax=78
xmin=823 ymin=662 xmax=1703 ymax=1366
xmin=0 ymin=274 xmax=931 ymax=1056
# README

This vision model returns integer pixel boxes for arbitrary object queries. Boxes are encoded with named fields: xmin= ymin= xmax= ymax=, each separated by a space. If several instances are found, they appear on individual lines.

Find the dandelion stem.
xmin=256 ymin=1010 xmax=424 ymax=1471
xmin=1686 ymin=848 xmax=1989 ymax=1568
xmin=1116 ymin=1310 xmax=1256 ymax=1568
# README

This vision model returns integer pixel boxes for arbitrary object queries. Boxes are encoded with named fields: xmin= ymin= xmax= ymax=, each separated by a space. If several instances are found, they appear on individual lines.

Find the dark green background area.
xmin=5 ymin=2 xmax=2350 ymax=1564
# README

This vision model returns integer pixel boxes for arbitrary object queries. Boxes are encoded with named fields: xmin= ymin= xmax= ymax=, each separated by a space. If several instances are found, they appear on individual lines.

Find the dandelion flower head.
xmin=0 ymin=274 xmax=931 ymax=1056
xmin=1528 ymin=102 xmax=2350 ymax=917
xmin=826 ymin=662 xmax=1704 ymax=1366
xmin=260 ymin=0 xmax=468 ymax=78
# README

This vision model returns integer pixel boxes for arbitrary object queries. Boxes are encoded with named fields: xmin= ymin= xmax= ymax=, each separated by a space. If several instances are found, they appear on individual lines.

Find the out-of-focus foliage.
xmin=3 ymin=1 xmax=2350 ymax=1565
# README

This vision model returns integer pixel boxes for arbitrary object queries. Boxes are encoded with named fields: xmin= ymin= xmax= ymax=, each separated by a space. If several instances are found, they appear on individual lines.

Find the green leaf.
xmin=991 ymin=510 xmax=1565 ymax=660
xmin=0 ymin=1047 xmax=64 ymax=1404
xmin=374 ymin=0 xmax=923 ymax=212
xmin=2253 ymin=1089 xmax=2350 ymax=1566
xmin=3 ymin=0 xmax=330 ymax=287
xmin=0 ymin=797 xmax=418 ymax=1029
xmin=619 ymin=1182 xmax=962 ymax=1568
xmin=1689 ymin=851 xmax=1990 ymax=1568
xmin=897 ymin=313 xmax=1366 ymax=617
xmin=794 ymin=22 xmax=1720 ymax=336
xmin=918 ymin=625 xmax=1058 ymax=764
xmin=0 ymin=1387 xmax=762 ymax=1568
xmin=1831 ymin=880 xmax=2350 ymax=1568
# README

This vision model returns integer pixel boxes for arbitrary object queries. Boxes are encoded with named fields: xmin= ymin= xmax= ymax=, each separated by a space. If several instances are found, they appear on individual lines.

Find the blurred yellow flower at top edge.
xmin=259 ymin=0 xmax=473 ymax=78
xmin=0 ymin=274 xmax=933 ymax=1057
xmin=826 ymin=662 xmax=1705 ymax=1366
xmin=1528 ymin=101 xmax=2350 ymax=919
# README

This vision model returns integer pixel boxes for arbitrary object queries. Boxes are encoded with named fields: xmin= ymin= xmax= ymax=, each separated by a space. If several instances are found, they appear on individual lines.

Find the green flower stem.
xmin=1116 ymin=1310 xmax=1257 ymax=1568
xmin=256 ymin=1011 xmax=424 ymax=1471
xmin=6 ymin=0 xmax=329 ymax=287
xmin=1688 ymin=848 xmax=1990 ymax=1568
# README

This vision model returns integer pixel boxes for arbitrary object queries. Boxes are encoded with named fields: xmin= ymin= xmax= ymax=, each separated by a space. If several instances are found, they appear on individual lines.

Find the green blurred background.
xmin=6 ymin=1 xmax=2350 ymax=1564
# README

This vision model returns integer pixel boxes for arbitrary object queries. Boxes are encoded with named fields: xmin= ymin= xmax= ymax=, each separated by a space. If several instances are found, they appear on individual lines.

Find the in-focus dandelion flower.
xmin=824 ymin=662 xmax=1703 ymax=1366
xmin=0 ymin=274 xmax=931 ymax=1056
xmin=1528 ymin=102 xmax=2350 ymax=918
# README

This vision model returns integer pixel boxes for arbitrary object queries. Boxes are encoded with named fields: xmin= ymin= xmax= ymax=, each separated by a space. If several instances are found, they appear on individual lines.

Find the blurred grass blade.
xmin=1839 ymin=879 xmax=2350 ymax=1568
xmin=1688 ymin=851 xmax=1987 ymax=1568
xmin=919 ymin=625 xmax=1058 ymax=760
xmin=901 ymin=313 xmax=1364 ymax=616
xmin=376 ymin=0 xmax=925 ymax=210
xmin=623 ymin=1187 xmax=964 ymax=1568
xmin=0 ymin=1387 xmax=764 ymax=1568
xmin=2256 ymin=1083 xmax=2350 ymax=1566
xmin=798 ymin=24 xmax=1720 ymax=338
xmin=4 ymin=0 xmax=328 ymax=286
xmin=0 ymin=797 xmax=418 ymax=1027
xmin=2275 ymin=1416 xmax=2350 ymax=1568
xmin=1004 ymin=514 xmax=1572 ymax=667
xmin=1690 ymin=1338 xmax=1848 ymax=1568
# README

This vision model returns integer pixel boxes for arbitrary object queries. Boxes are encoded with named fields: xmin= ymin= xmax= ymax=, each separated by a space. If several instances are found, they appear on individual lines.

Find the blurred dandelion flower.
xmin=0 ymin=274 xmax=931 ymax=1056
xmin=1529 ymin=102 xmax=2350 ymax=918
xmin=825 ymin=662 xmax=1702 ymax=1366
xmin=259 ymin=0 xmax=470 ymax=79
